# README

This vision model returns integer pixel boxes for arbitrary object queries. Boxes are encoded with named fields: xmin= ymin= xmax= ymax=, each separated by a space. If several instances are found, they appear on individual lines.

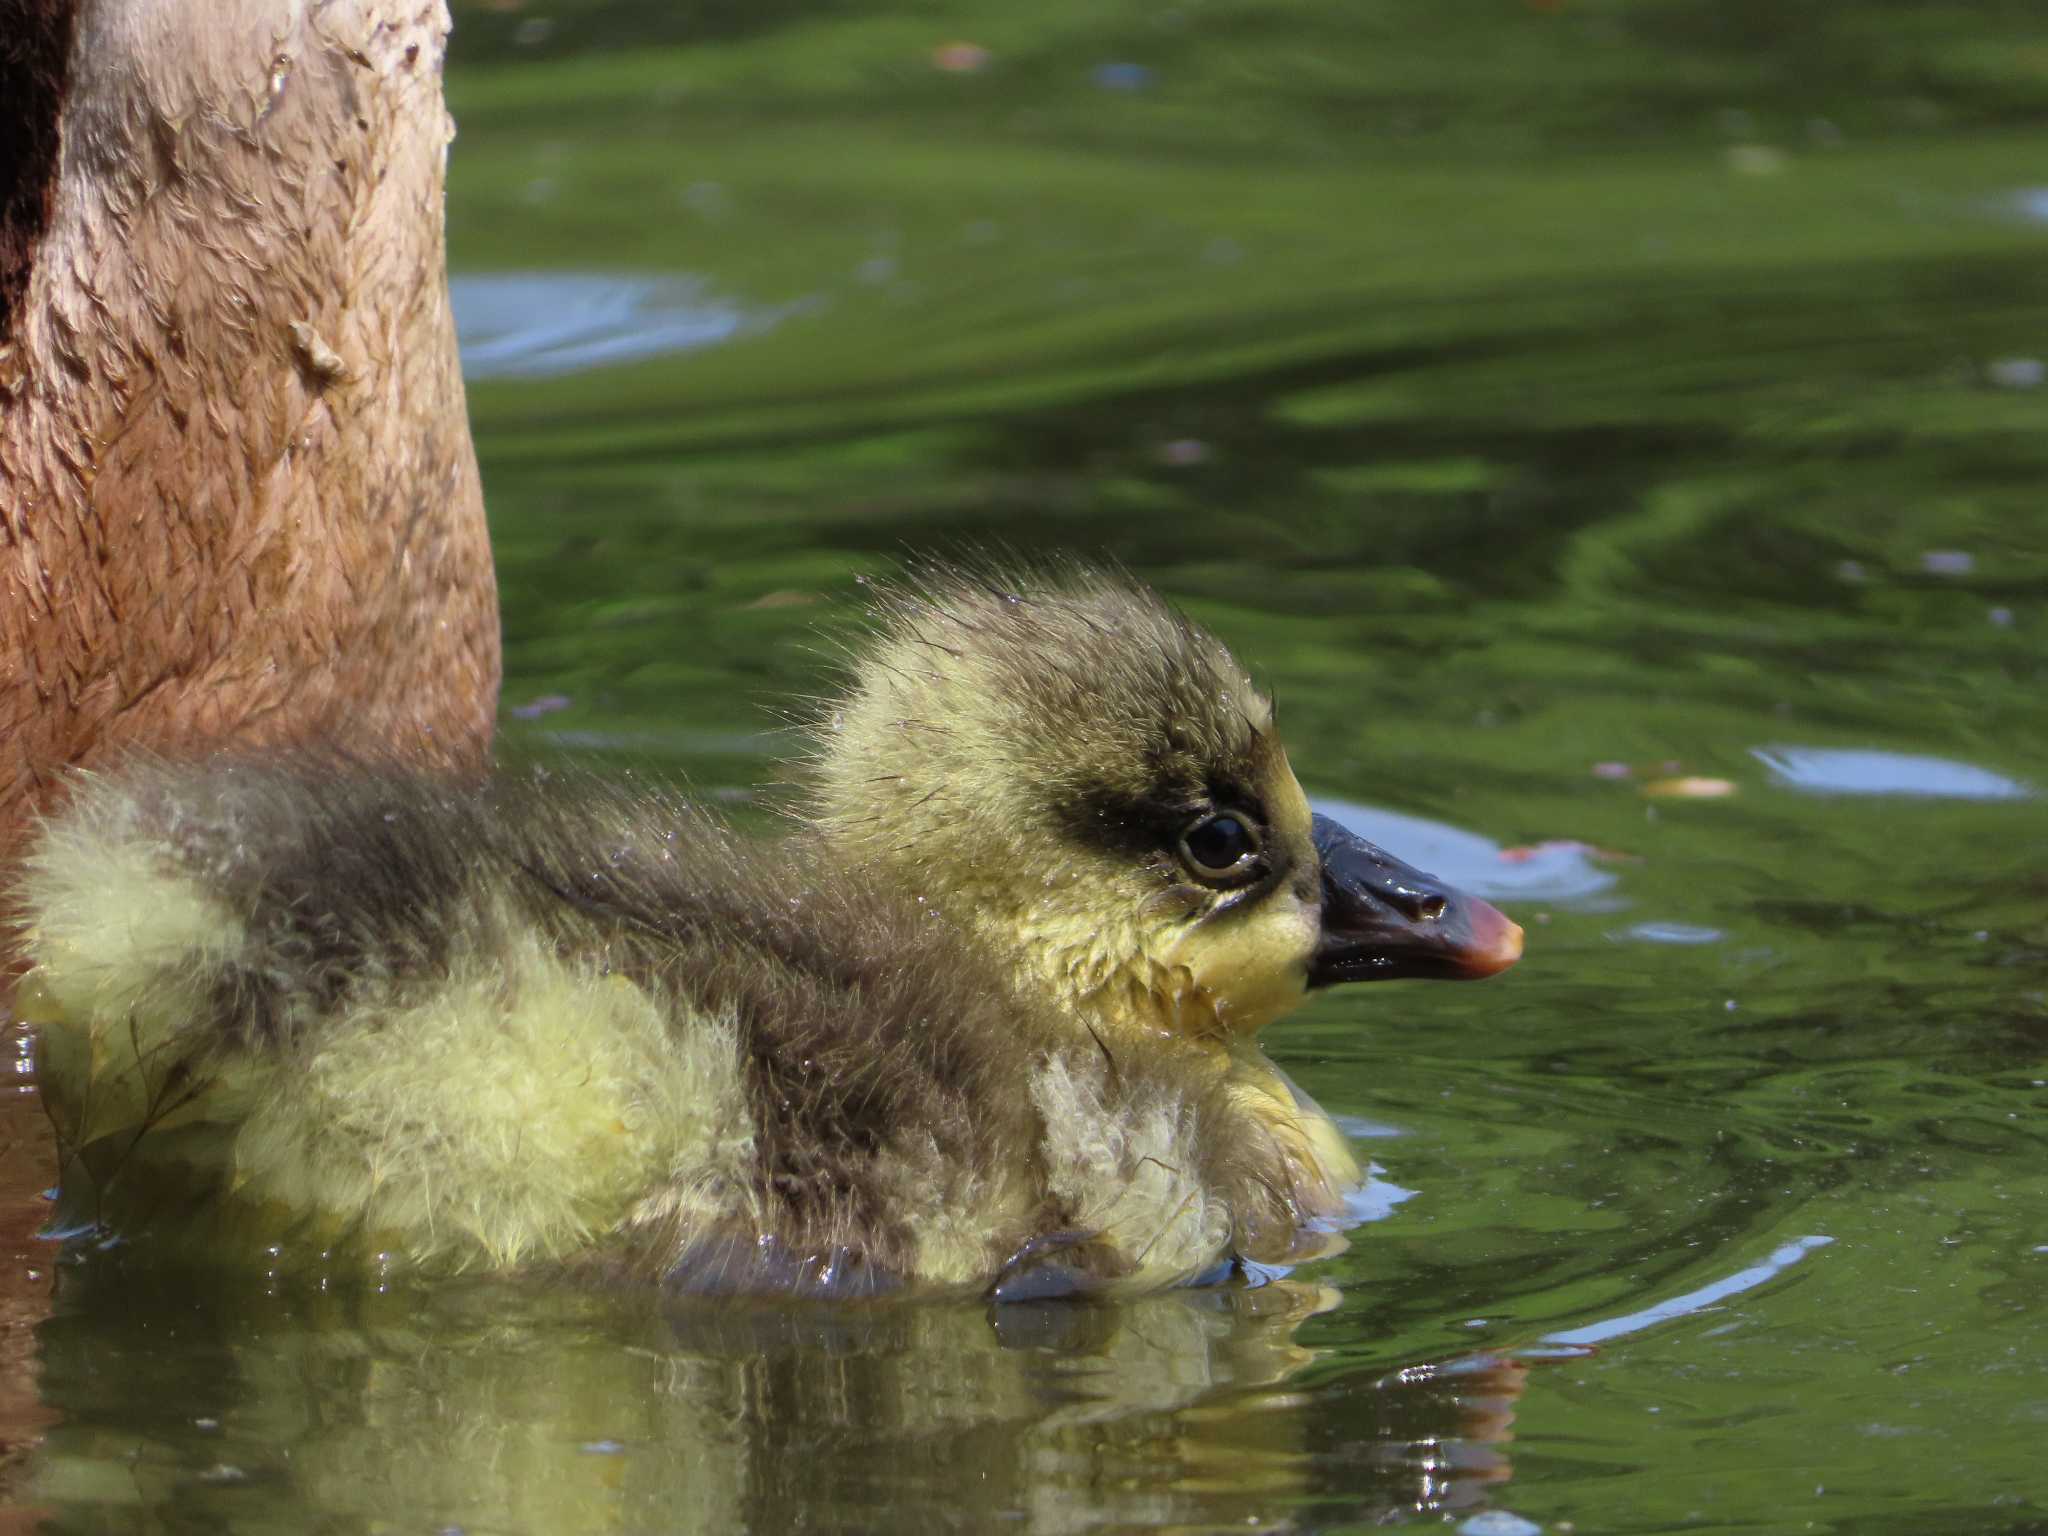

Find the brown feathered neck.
xmin=0 ymin=0 xmax=499 ymax=866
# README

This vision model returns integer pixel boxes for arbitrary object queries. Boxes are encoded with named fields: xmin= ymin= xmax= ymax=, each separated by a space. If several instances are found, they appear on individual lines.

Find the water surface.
xmin=16 ymin=1 xmax=2048 ymax=1531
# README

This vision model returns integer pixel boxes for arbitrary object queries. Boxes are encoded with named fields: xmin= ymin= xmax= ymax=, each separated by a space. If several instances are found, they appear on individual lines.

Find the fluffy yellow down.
xmin=1029 ymin=1053 xmax=1232 ymax=1292
xmin=233 ymin=931 xmax=760 ymax=1270
xmin=15 ymin=782 xmax=251 ymax=1151
xmin=16 ymin=789 xmax=761 ymax=1271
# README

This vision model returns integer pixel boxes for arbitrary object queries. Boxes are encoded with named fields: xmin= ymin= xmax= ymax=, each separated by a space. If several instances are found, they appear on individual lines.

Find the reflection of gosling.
xmin=16 ymin=566 xmax=1520 ymax=1298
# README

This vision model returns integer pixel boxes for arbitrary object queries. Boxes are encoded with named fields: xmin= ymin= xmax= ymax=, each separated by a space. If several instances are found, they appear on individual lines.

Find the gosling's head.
xmin=805 ymin=564 xmax=1520 ymax=1048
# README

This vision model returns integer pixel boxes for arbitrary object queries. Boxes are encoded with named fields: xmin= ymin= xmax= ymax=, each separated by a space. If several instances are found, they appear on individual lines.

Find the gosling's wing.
xmin=16 ymin=759 xmax=760 ymax=1270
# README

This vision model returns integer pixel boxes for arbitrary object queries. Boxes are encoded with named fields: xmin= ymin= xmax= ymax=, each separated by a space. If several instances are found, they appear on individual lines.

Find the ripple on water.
xmin=1615 ymin=921 xmax=1724 ymax=946
xmin=1542 ymin=1235 xmax=1835 ymax=1348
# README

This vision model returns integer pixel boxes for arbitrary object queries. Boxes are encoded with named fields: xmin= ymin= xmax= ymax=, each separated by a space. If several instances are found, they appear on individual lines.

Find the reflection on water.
xmin=1542 ymin=1235 xmax=1834 ymax=1348
xmin=1311 ymin=797 xmax=1618 ymax=906
xmin=1751 ymin=745 xmax=2032 ymax=800
xmin=450 ymin=272 xmax=808 ymax=379
xmin=33 ymin=1269 xmax=1532 ymax=1533
xmin=2008 ymin=187 xmax=2048 ymax=225
xmin=1614 ymin=920 xmax=1723 ymax=946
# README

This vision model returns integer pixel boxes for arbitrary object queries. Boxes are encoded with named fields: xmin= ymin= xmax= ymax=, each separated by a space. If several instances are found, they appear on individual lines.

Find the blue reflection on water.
xmin=1751 ymin=746 xmax=2031 ymax=800
xmin=1616 ymin=922 xmax=1723 ymax=946
xmin=451 ymin=272 xmax=806 ymax=379
xmin=2007 ymin=187 xmax=2048 ymax=224
xmin=1311 ymin=796 xmax=1618 ymax=905
xmin=1543 ymin=1235 xmax=1834 ymax=1347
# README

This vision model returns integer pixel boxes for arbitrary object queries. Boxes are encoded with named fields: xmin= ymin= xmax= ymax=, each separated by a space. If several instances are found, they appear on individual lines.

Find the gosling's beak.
xmin=1308 ymin=813 xmax=1524 ymax=986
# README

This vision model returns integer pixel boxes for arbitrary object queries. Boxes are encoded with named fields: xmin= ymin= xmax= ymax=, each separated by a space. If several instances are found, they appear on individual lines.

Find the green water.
xmin=26 ymin=1 xmax=2048 ymax=1531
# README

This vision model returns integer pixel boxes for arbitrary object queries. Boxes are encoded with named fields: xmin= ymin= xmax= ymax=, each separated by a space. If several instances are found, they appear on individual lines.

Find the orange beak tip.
xmin=1461 ymin=899 xmax=1525 ymax=978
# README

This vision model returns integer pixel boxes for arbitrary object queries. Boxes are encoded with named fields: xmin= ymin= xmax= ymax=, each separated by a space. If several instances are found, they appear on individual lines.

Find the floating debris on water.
xmin=1641 ymin=776 xmax=1737 ymax=799
xmin=1726 ymin=144 xmax=1789 ymax=176
xmin=931 ymin=41 xmax=991 ymax=73
xmin=1500 ymin=839 xmax=1637 ymax=865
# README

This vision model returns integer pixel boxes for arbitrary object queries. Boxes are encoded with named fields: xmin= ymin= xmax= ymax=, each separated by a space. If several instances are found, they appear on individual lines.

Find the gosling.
xmin=14 ymin=565 xmax=1520 ymax=1299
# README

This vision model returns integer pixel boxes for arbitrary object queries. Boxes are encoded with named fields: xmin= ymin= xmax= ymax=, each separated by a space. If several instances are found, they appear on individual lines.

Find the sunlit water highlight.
xmin=1543 ymin=1235 xmax=1836 ymax=1348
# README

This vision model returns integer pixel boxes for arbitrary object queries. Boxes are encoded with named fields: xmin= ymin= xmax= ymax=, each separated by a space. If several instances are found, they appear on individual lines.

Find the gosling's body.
xmin=17 ymin=567 xmax=1520 ymax=1297
xmin=22 ymin=763 xmax=1330 ymax=1296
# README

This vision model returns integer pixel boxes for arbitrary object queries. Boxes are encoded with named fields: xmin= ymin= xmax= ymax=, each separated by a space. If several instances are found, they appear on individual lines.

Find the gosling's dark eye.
xmin=1178 ymin=812 xmax=1263 ymax=883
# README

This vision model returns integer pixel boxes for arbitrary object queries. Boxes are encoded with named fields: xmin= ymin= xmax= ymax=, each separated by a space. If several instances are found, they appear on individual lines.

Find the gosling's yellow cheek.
xmin=1168 ymin=892 xmax=1317 ymax=1037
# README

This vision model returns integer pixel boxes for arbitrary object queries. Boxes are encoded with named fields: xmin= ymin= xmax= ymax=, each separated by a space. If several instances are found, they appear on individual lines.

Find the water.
xmin=13 ymin=1 xmax=2048 ymax=1530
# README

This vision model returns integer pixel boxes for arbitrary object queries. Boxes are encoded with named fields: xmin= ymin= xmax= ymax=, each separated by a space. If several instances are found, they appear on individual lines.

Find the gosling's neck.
xmin=968 ymin=901 xmax=1367 ymax=1209
xmin=0 ymin=0 xmax=499 ymax=862
xmin=970 ymin=897 xmax=1230 ymax=1051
